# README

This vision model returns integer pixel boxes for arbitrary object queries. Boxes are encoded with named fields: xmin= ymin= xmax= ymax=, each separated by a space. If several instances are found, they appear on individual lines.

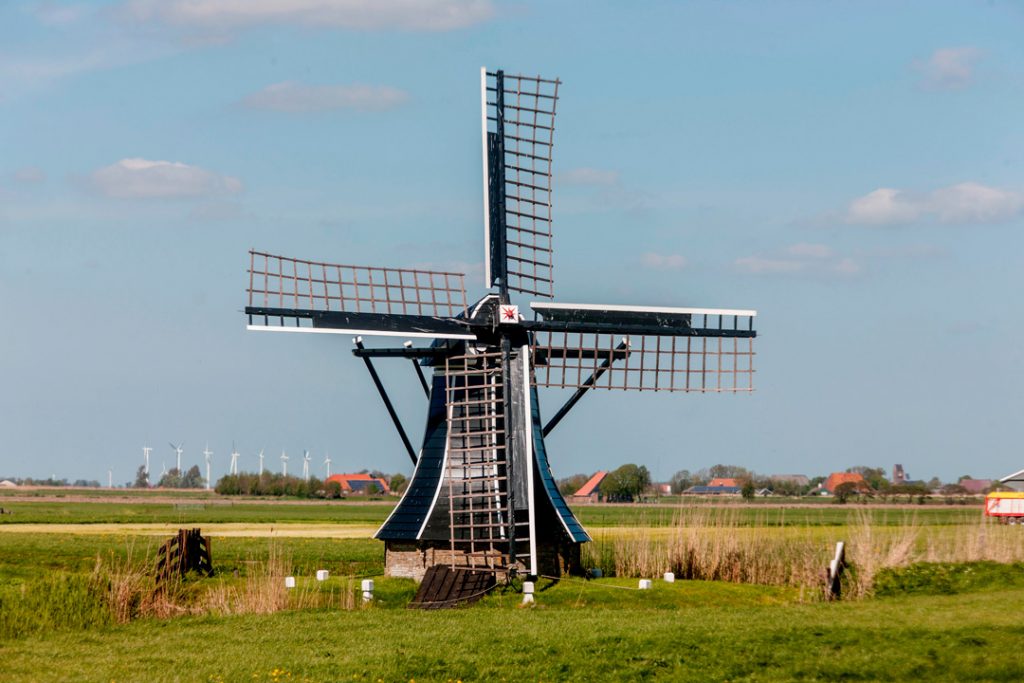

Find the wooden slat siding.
xmin=408 ymin=566 xmax=496 ymax=610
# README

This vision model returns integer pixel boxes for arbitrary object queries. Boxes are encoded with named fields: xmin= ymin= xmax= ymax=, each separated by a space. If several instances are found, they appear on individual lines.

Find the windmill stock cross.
xmin=244 ymin=67 xmax=757 ymax=581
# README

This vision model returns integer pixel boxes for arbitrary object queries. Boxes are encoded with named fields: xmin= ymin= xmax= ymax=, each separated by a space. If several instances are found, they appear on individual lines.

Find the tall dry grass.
xmin=0 ymin=541 xmax=366 ymax=638
xmin=581 ymin=506 xmax=1024 ymax=599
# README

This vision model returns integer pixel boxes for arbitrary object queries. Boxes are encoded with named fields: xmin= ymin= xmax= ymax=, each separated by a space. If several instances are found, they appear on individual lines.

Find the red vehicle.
xmin=985 ymin=492 xmax=1024 ymax=524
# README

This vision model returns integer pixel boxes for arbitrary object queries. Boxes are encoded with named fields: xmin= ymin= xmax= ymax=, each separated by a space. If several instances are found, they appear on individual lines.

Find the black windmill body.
xmin=244 ymin=68 xmax=758 ymax=581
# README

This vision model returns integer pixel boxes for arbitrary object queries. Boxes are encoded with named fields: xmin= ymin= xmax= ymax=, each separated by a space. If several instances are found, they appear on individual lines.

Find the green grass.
xmin=1 ymin=585 xmax=1022 ymax=681
xmin=0 ymin=534 xmax=386 ymax=584
xmin=0 ymin=500 xmax=393 ymax=525
xmin=874 ymin=561 xmax=1024 ymax=597
xmin=0 ymin=497 xmax=986 ymax=527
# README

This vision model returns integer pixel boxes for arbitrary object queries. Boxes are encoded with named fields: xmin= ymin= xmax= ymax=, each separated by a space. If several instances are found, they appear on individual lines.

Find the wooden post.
xmin=826 ymin=541 xmax=845 ymax=600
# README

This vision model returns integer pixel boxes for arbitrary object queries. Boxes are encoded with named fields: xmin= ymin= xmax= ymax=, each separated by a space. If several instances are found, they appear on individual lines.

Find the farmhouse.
xmin=569 ymin=471 xmax=607 ymax=504
xmin=684 ymin=484 xmax=742 ymax=495
xmin=999 ymin=469 xmax=1024 ymax=493
xmin=326 ymin=473 xmax=390 ymax=495
xmin=959 ymin=478 xmax=993 ymax=494
xmin=821 ymin=472 xmax=869 ymax=495
xmin=708 ymin=477 xmax=739 ymax=488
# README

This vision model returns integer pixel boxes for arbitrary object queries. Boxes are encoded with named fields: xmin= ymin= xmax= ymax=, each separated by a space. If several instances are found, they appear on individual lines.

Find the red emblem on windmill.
xmin=499 ymin=305 xmax=519 ymax=323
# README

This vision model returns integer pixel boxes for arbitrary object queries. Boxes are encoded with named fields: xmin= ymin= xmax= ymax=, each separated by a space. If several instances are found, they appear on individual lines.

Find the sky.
xmin=1 ymin=0 xmax=1023 ymax=486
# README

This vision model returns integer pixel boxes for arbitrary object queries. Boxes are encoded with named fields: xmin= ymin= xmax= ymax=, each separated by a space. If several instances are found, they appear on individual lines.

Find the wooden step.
xmin=407 ymin=565 xmax=497 ymax=610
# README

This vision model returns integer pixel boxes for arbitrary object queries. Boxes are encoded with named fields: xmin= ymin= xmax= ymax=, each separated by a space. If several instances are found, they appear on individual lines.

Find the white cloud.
xmin=13 ymin=167 xmax=47 ymax=183
xmin=121 ymin=0 xmax=495 ymax=31
xmin=929 ymin=182 xmax=1024 ymax=223
xmin=242 ymin=82 xmax=409 ymax=112
xmin=916 ymin=47 xmax=981 ymax=90
xmin=845 ymin=182 xmax=1024 ymax=226
xmin=846 ymin=188 xmax=922 ymax=225
xmin=90 ymin=158 xmax=243 ymax=199
xmin=735 ymin=244 xmax=860 ymax=277
xmin=559 ymin=167 xmax=621 ymax=187
xmin=640 ymin=252 xmax=687 ymax=270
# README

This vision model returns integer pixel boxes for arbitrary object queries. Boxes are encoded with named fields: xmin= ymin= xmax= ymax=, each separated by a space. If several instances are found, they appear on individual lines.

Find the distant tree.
xmin=698 ymin=464 xmax=751 ymax=481
xmin=741 ymin=480 xmax=756 ymax=500
xmin=132 ymin=466 xmax=149 ymax=489
xmin=365 ymin=482 xmax=380 ymax=497
xmin=833 ymin=481 xmax=859 ymax=504
xmin=891 ymin=483 xmax=929 ymax=504
xmin=957 ymin=475 xmax=973 ymax=483
xmin=603 ymin=464 xmax=651 ymax=502
xmin=669 ymin=469 xmax=696 ymax=494
xmin=181 ymin=465 xmax=204 ymax=489
xmin=389 ymin=473 xmax=408 ymax=494
xmin=926 ymin=476 xmax=942 ymax=490
xmin=325 ymin=480 xmax=342 ymax=499
xmin=557 ymin=473 xmax=591 ymax=496
xmin=157 ymin=468 xmax=183 ymax=488
xmin=846 ymin=466 xmax=887 ymax=490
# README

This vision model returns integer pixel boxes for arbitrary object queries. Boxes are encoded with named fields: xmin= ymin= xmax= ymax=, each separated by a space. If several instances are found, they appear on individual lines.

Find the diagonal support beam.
xmin=404 ymin=341 xmax=430 ymax=397
xmin=353 ymin=337 xmax=418 ymax=466
xmin=542 ymin=339 xmax=629 ymax=438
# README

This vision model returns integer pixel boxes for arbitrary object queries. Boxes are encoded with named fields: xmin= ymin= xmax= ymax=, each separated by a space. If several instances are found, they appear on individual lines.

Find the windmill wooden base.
xmin=384 ymin=539 xmax=582 ymax=582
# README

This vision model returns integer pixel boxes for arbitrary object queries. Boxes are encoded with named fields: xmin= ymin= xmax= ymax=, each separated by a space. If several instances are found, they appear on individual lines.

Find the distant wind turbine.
xmin=142 ymin=445 xmax=152 ymax=477
xmin=324 ymin=452 xmax=332 ymax=479
xmin=229 ymin=442 xmax=240 ymax=476
xmin=169 ymin=442 xmax=184 ymax=472
xmin=203 ymin=443 xmax=213 ymax=490
xmin=258 ymin=448 xmax=265 ymax=475
xmin=281 ymin=450 xmax=289 ymax=477
xmin=302 ymin=450 xmax=311 ymax=481
xmin=107 ymin=469 xmax=113 ymax=489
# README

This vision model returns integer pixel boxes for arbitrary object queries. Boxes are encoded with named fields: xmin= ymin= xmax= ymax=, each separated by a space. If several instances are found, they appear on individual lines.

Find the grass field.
xmin=2 ymin=584 xmax=1023 ymax=682
xmin=1 ymin=492 xmax=1022 ymax=681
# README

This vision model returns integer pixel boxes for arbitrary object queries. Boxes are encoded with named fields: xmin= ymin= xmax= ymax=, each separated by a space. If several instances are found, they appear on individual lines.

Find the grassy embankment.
xmin=2 ymin=497 xmax=1023 ymax=680
xmin=2 ymin=583 xmax=1023 ymax=682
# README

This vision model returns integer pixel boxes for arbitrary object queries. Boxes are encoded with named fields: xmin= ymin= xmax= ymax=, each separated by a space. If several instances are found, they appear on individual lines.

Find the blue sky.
xmin=1 ymin=1 xmax=1022 ymax=485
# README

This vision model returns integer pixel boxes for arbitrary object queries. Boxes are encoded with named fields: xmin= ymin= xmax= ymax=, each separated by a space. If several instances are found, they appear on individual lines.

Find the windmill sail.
xmin=482 ymin=68 xmax=560 ymax=298
xmin=529 ymin=302 xmax=756 ymax=392
xmin=246 ymin=250 xmax=473 ymax=339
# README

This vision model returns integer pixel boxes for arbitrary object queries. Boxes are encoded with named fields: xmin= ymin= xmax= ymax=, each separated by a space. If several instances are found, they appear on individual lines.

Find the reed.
xmin=581 ymin=505 xmax=1024 ymax=599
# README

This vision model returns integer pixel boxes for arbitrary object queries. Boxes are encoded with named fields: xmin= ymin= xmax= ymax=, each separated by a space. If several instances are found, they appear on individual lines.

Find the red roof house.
xmin=823 ymin=472 xmax=868 ymax=494
xmin=570 ymin=471 xmax=607 ymax=503
xmin=708 ymin=478 xmax=739 ymax=488
xmin=326 ymin=473 xmax=390 ymax=495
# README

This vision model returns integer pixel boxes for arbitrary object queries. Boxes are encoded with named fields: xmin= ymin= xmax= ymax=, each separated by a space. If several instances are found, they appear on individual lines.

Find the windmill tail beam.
xmin=542 ymin=340 xmax=629 ymax=437
xmin=353 ymin=338 xmax=418 ymax=466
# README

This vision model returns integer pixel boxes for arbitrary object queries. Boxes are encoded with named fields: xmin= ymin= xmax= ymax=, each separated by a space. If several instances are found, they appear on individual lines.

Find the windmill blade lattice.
xmin=246 ymin=251 xmax=472 ymax=338
xmin=531 ymin=332 xmax=755 ymax=392
xmin=483 ymin=69 xmax=560 ymax=298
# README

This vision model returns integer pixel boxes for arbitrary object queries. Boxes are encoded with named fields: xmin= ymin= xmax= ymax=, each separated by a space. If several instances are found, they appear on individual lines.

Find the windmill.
xmin=169 ymin=442 xmax=183 ymax=473
xmin=280 ymin=450 xmax=289 ymax=477
xmin=257 ymin=448 xmax=265 ymax=475
xmin=229 ymin=442 xmax=240 ymax=476
xmin=324 ymin=453 xmax=332 ymax=479
xmin=203 ymin=443 xmax=213 ymax=490
xmin=243 ymin=67 xmax=757 ymax=582
xmin=302 ymin=450 xmax=311 ymax=481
